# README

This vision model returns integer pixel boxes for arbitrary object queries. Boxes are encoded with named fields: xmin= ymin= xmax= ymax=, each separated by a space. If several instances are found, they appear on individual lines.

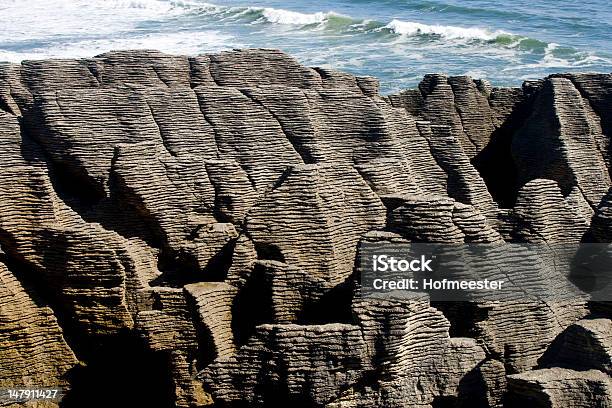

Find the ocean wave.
xmin=186 ymin=3 xmax=349 ymax=27
xmin=383 ymin=19 xmax=509 ymax=41
xmin=184 ymin=2 xmax=510 ymax=42
xmin=260 ymin=9 xmax=340 ymax=25
xmin=186 ymin=3 xmax=549 ymax=52
xmin=502 ymin=42 xmax=612 ymax=72
xmin=1 ymin=0 xmax=596 ymax=72
xmin=0 ymin=0 xmax=587 ymax=57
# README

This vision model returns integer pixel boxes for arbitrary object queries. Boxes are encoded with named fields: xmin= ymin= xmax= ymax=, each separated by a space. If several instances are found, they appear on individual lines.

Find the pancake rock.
xmin=0 ymin=262 xmax=77 ymax=405
xmin=0 ymin=49 xmax=610 ymax=407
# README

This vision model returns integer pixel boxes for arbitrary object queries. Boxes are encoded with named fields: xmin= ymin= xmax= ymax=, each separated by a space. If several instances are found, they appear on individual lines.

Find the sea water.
xmin=1 ymin=0 xmax=610 ymax=93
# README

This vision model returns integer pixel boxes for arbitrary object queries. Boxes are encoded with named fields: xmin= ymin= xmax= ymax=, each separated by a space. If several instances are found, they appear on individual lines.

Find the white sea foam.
xmin=0 ymin=0 xmax=191 ymax=41
xmin=260 ymin=8 xmax=337 ymax=25
xmin=0 ymin=0 xmax=217 ymax=61
xmin=0 ymin=30 xmax=235 ymax=62
xmin=384 ymin=19 xmax=510 ymax=41
xmin=502 ymin=42 xmax=611 ymax=71
xmin=146 ymin=2 xmax=342 ymax=26
xmin=463 ymin=69 xmax=488 ymax=79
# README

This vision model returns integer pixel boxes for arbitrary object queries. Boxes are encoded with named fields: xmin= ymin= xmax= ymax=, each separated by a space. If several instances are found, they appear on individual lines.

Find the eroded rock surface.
xmin=0 ymin=50 xmax=610 ymax=407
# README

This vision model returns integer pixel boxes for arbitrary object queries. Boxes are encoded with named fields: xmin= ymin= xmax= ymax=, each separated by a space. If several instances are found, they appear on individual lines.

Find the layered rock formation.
xmin=0 ymin=49 xmax=610 ymax=408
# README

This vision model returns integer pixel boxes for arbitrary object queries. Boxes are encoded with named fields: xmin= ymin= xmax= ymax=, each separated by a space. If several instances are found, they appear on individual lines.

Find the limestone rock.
xmin=0 ymin=49 xmax=610 ymax=407
xmin=0 ymin=262 xmax=77 ymax=391
xmin=512 ymin=77 xmax=611 ymax=208
xmin=510 ymin=178 xmax=590 ymax=243
xmin=593 ymin=187 xmax=612 ymax=242
xmin=507 ymin=368 xmax=612 ymax=407
xmin=184 ymin=282 xmax=237 ymax=360
xmin=245 ymin=163 xmax=386 ymax=285
xmin=539 ymin=318 xmax=612 ymax=374
xmin=201 ymin=323 xmax=371 ymax=407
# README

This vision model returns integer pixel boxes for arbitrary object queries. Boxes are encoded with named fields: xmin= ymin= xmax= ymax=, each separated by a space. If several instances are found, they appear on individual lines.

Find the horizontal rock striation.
xmin=0 ymin=49 xmax=610 ymax=407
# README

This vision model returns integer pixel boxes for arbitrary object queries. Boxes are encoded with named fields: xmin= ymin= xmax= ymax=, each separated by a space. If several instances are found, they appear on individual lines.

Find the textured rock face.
xmin=0 ymin=49 xmax=610 ymax=407
xmin=506 ymin=368 xmax=612 ymax=408
xmin=0 ymin=263 xmax=77 ymax=390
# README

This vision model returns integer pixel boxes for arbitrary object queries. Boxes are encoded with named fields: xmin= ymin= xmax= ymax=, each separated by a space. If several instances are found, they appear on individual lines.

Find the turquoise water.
xmin=1 ymin=0 xmax=610 ymax=93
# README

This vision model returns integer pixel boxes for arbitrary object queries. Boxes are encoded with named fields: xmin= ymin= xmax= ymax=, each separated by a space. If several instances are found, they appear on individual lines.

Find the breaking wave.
xmin=183 ymin=2 xmax=552 ymax=52
xmin=383 ymin=19 xmax=509 ymax=41
xmin=1 ymin=0 xmax=554 ymax=51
